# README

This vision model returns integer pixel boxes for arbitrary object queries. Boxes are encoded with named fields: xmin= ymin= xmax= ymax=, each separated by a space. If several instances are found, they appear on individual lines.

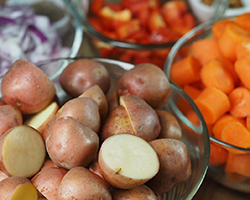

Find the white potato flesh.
xmin=101 ymin=134 xmax=159 ymax=179
xmin=2 ymin=125 xmax=46 ymax=177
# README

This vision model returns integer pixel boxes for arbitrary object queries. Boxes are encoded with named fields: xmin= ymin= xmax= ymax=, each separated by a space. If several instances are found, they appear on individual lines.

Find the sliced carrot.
xmin=217 ymin=23 xmax=250 ymax=62
xmin=228 ymin=87 xmax=250 ymax=118
xmin=194 ymin=87 xmax=230 ymax=125
xmin=235 ymin=39 xmax=250 ymax=59
xmin=212 ymin=114 xmax=245 ymax=140
xmin=209 ymin=143 xmax=228 ymax=166
xmin=235 ymin=55 xmax=250 ymax=90
xmin=200 ymin=58 xmax=235 ymax=94
xmin=221 ymin=121 xmax=250 ymax=149
xmin=212 ymin=19 xmax=237 ymax=40
xmin=183 ymin=84 xmax=202 ymax=100
xmin=246 ymin=116 xmax=250 ymax=131
xmin=236 ymin=12 xmax=250 ymax=32
xmin=191 ymin=37 xmax=223 ymax=65
xmin=170 ymin=55 xmax=202 ymax=87
xmin=225 ymin=152 xmax=250 ymax=178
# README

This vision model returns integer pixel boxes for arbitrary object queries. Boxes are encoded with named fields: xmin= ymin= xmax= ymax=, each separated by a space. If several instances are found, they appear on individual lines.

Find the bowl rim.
xmin=164 ymin=15 xmax=250 ymax=153
xmin=70 ymin=0 xmax=228 ymax=50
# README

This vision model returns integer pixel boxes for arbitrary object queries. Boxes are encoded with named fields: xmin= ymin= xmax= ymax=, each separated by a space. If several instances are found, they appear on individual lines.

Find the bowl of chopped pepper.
xmin=70 ymin=0 xmax=228 ymax=70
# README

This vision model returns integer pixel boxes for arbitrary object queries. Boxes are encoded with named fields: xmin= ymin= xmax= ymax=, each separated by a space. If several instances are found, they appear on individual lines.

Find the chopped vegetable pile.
xmin=0 ymin=5 xmax=70 ymax=77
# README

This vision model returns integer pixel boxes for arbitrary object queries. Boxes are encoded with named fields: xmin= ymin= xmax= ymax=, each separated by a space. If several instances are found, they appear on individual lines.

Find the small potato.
xmin=117 ymin=63 xmax=171 ymax=109
xmin=40 ymin=158 xmax=59 ymax=171
xmin=156 ymin=109 xmax=182 ymax=140
xmin=79 ymin=85 xmax=108 ymax=121
xmin=100 ymin=105 xmax=134 ymax=142
xmin=59 ymin=58 xmax=110 ymax=97
xmin=45 ymin=116 xmax=99 ymax=170
xmin=111 ymin=184 xmax=158 ymax=200
xmin=1 ymin=60 xmax=56 ymax=114
xmin=147 ymin=138 xmax=192 ymax=194
xmin=0 ymin=176 xmax=38 ymax=199
xmin=0 ymin=104 xmax=23 ymax=137
xmin=56 ymin=97 xmax=101 ymax=133
xmin=31 ymin=167 xmax=67 ymax=200
xmin=120 ymin=95 xmax=161 ymax=142
xmin=57 ymin=166 xmax=112 ymax=200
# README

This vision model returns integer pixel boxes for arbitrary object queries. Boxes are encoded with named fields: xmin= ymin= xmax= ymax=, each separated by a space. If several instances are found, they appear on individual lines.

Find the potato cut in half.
xmin=0 ymin=125 xmax=46 ymax=177
xmin=24 ymin=101 xmax=59 ymax=134
xmin=99 ymin=134 xmax=160 ymax=189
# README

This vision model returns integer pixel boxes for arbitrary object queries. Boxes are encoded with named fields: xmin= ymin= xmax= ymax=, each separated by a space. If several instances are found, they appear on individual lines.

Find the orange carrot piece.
xmin=200 ymin=58 xmax=235 ymax=94
xmin=209 ymin=143 xmax=228 ymax=166
xmin=228 ymin=87 xmax=250 ymax=118
xmin=194 ymin=87 xmax=230 ymax=125
xmin=183 ymin=84 xmax=202 ymax=100
xmin=246 ymin=116 xmax=250 ymax=131
xmin=235 ymin=39 xmax=250 ymax=59
xmin=212 ymin=114 xmax=245 ymax=140
xmin=170 ymin=55 xmax=202 ymax=87
xmin=225 ymin=152 xmax=250 ymax=178
xmin=236 ymin=12 xmax=250 ymax=32
xmin=221 ymin=121 xmax=250 ymax=149
xmin=191 ymin=37 xmax=223 ymax=65
xmin=212 ymin=19 xmax=237 ymax=40
xmin=235 ymin=55 xmax=250 ymax=90
xmin=217 ymin=23 xmax=250 ymax=62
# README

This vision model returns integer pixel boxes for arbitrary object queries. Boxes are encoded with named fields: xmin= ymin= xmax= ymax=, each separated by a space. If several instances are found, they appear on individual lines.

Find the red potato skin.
xmin=0 ymin=104 xmax=23 ymax=137
xmin=59 ymin=58 xmax=111 ymax=97
xmin=106 ymin=91 xmax=119 ymax=115
xmin=31 ymin=167 xmax=67 ymax=199
xmin=40 ymin=158 xmax=59 ymax=171
xmin=147 ymin=138 xmax=192 ymax=194
xmin=1 ymin=60 xmax=56 ymax=114
xmin=57 ymin=166 xmax=112 ymax=200
xmin=156 ymin=109 xmax=182 ymax=140
xmin=117 ymin=63 xmax=171 ymax=109
xmin=45 ymin=116 xmax=99 ymax=170
xmin=0 ymin=170 xmax=9 ymax=182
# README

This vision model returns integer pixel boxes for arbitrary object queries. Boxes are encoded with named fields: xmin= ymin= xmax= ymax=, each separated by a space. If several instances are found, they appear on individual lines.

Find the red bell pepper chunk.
xmin=90 ymin=0 xmax=105 ymax=16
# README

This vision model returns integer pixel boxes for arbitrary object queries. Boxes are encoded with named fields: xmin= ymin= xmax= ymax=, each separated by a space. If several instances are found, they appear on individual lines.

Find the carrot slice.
xmin=228 ymin=87 xmax=250 ymax=118
xmin=170 ymin=55 xmax=201 ymax=87
xmin=194 ymin=87 xmax=230 ymax=125
xmin=236 ymin=12 xmax=250 ymax=32
xmin=183 ymin=84 xmax=202 ymax=100
xmin=212 ymin=114 xmax=245 ymax=140
xmin=235 ymin=55 xmax=250 ymax=90
xmin=235 ymin=39 xmax=250 ymax=59
xmin=191 ymin=38 xmax=223 ymax=65
xmin=200 ymin=58 xmax=235 ymax=94
xmin=225 ymin=152 xmax=250 ymax=178
xmin=217 ymin=23 xmax=250 ymax=62
xmin=221 ymin=121 xmax=250 ymax=149
xmin=209 ymin=143 xmax=228 ymax=166
xmin=212 ymin=19 xmax=237 ymax=40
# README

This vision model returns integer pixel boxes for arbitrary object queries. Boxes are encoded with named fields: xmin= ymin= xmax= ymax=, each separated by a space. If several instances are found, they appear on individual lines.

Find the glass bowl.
xmin=0 ymin=57 xmax=209 ymax=199
xmin=69 ymin=0 xmax=228 ymax=69
xmin=0 ymin=0 xmax=84 ymax=77
xmin=165 ymin=14 xmax=250 ymax=193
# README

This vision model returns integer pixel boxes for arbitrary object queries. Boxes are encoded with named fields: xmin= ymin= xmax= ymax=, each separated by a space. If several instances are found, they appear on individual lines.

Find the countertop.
xmin=193 ymin=175 xmax=250 ymax=200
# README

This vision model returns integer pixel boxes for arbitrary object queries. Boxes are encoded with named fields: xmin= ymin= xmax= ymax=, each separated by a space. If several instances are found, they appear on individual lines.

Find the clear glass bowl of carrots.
xmin=165 ymin=12 xmax=250 ymax=193
xmin=69 ymin=0 xmax=228 ymax=70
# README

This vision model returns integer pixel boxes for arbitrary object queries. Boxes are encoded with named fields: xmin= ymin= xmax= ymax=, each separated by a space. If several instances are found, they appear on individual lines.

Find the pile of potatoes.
xmin=0 ymin=58 xmax=192 ymax=199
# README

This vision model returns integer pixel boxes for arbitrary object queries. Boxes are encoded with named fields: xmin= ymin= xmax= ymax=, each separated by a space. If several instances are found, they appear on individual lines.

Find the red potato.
xmin=79 ymin=85 xmax=108 ymax=121
xmin=0 ymin=125 xmax=46 ymax=178
xmin=98 ymin=134 xmax=160 ymax=189
xmin=0 ymin=104 xmax=23 ymax=137
xmin=41 ymin=158 xmax=59 ymax=171
xmin=120 ymin=95 xmax=161 ymax=142
xmin=24 ymin=101 xmax=59 ymax=135
xmin=156 ymin=109 xmax=182 ymax=140
xmin=57 ymin=166 xmax=112 ymax=200
xmin=45 ymin=116 xmax=99 ymax=170
xmin=100 ymin=105 xmax=134 ymax=142
xmin=31 ymin=167 xmax=67 ymax=200
xmin=111 ymin=184 xmax=158 ymax=200
xmin=55 ymin=97 xmax=101 ymax=133
xmin=1 ymin=59 xmax=56 ymax=114
xmin=0 ymin=176 xmax=38 ymax=199
xmin=59 ymin=58 xmax=111 ymax=97
xmin=117 ymin=63 xmax=171 ymax=109
xmin=147 ymin=138 xmax=192 ymax=194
